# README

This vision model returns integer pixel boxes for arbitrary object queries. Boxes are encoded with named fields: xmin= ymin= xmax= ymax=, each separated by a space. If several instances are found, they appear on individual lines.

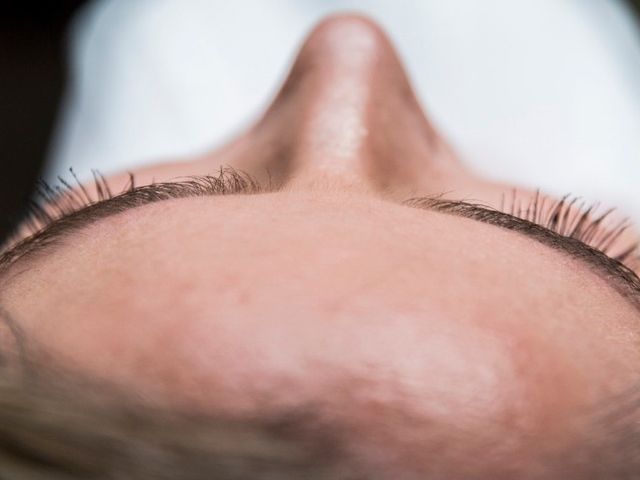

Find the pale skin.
xmin=1 ymin=14 xmax=640 ymax=477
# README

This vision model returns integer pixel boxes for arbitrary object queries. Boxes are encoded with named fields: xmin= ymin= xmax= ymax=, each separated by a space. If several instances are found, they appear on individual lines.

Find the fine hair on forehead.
xmin=0 ymin=368 xmax=358 ymax=480
xmin=1 ymin=357 xmax=640 ymax=480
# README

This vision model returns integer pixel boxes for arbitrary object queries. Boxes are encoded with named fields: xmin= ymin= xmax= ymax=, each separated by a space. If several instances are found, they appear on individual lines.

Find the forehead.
xmin=1 ymin=193 xmax=640 ymax=431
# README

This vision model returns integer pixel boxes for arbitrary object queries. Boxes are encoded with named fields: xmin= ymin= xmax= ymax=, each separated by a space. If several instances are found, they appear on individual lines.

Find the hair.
xmin=1 ymin=288 xmax=640 ymax=478
xmin=0 ymin=368 xmax=369 ymax=480
xmin=2 ymin=362 xmax=640 ymax=480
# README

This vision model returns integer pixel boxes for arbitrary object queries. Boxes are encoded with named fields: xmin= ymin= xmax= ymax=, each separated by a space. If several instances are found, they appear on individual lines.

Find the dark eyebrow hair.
xmin=1 ymin=173 xmax=640 ymax=313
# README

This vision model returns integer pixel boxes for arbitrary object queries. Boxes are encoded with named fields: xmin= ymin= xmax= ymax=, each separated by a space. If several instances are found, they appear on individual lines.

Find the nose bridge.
xmin=290 ymin=21 xmax=376 ymax=183
xmin=254 ymin=15 xmax=458 ymax=194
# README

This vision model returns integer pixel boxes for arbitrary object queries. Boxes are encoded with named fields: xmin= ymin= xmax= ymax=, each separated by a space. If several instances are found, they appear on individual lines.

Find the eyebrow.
xmin=1 ymin=175 xmax=640 ymax=312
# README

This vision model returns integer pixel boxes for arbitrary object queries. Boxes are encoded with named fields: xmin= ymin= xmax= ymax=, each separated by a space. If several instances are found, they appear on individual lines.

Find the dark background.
xmin=1 ymin=1 xmax=640 ymax=243
xmin=0 ymin=1 xmax=87 ymax=241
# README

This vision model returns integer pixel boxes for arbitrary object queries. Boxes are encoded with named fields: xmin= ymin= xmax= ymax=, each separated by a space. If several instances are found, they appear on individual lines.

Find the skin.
xmin=1 ymin=14 xmax=640 ymax=477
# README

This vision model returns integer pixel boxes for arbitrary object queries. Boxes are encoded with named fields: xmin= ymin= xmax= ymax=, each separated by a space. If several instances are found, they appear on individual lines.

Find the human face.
xmin=1 ymin=14 xmax=639 ymax=477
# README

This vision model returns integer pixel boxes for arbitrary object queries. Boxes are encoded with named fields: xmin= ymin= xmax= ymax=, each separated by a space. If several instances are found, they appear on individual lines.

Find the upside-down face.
xmin=1 ymin=14 xmax=640 ymax=479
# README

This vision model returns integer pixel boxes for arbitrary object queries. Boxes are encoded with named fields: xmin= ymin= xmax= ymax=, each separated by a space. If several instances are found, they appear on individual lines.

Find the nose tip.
xmin=291 ymin=14 xmax=398 ymax=77
xmin=276 ymin=15 xmax=405 ymax=188
xmin=252 ymin=14 xmax=458 ymax=194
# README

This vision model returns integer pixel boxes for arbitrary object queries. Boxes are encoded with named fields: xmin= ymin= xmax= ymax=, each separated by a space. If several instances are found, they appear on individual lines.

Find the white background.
xmin=48 ymin=0 xmax=640 ymax=221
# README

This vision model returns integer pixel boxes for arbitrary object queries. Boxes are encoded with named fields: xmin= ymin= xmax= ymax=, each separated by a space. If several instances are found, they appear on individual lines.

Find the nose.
xmin=244 ymin=15 xmax=464 ymax=195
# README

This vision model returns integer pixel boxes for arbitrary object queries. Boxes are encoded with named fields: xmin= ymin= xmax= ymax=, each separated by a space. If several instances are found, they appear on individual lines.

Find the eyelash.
xmin=13 ymin=170 xmax=640 ymax=266
xmin=501 ymin=190 xmax=638 ymax=264
xmin=16 ymin=168 xmax=261 ymax=240
xmin=20 ymin=169 xmax=132 ymax=236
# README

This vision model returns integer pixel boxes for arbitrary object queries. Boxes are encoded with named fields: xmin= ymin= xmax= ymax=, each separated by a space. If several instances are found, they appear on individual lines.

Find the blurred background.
xmin=2 ymin=0 xmax=640 ymax=243
xmin=1 ymin=1 xmax=86 ymax=239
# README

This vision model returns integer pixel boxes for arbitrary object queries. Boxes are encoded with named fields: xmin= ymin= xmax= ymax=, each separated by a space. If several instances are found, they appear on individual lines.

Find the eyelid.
xmin=16 ymin=166 xmax=637 ymax=269
xmin=18 ymin=168 xmax=261 ymax=241
xmin=404 ymin=196 xmax=640 ymax=307
xmin=0 ymin=169 xmax=263 ymax=273
xmin=405 ymin=194 xmax=639 ymax=267
xmin=3 ymin=174 xmax=640 ymax=308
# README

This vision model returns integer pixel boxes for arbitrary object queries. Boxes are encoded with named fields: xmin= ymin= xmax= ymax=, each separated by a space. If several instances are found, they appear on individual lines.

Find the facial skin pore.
xmin=1 ymin=15 xmax=640 ymax=477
